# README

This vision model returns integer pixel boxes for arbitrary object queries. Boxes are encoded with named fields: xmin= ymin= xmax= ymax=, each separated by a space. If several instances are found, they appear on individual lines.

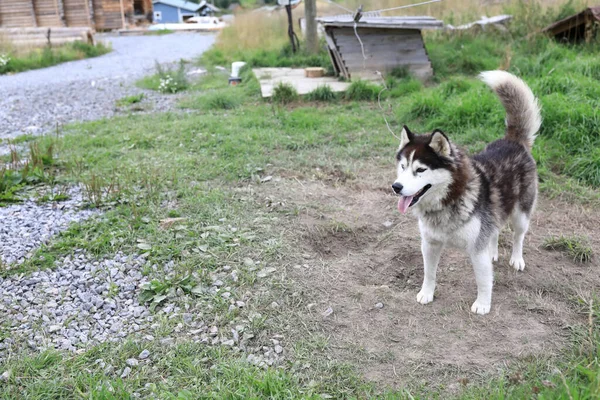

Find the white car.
xmin=149 ymin=16 xmax=227 ymax=31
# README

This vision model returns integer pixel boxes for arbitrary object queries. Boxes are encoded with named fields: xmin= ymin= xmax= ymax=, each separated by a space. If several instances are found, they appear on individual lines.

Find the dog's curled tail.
xmin=479 ymin=70 xmax=541 ymax=150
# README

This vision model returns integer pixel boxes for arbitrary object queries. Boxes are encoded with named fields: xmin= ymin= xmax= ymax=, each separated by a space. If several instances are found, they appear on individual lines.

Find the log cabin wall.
xmin=0 ymin=0 xmax=144 ymax=30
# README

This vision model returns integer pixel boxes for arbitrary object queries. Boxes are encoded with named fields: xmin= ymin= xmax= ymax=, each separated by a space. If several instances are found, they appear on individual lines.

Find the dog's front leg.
xmin=416 ymin=238 xmax=443 ymax=305
xmin=470 ymin=250 xmax=493 ymax=315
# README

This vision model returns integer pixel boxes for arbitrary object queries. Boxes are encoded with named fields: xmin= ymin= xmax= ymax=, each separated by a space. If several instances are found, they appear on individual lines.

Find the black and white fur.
xmin=392 ymin=70 xmax=541 ymax=315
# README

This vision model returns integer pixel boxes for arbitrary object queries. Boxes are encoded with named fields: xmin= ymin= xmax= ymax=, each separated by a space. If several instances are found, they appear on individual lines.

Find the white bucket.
xmin=231 ymin=61 xmax=246 ymax=78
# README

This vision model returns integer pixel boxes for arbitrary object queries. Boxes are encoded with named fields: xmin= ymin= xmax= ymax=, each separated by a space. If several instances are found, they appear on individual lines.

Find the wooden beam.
xmin=54 ymin=0 xmax=66 ymax=26
xmin=88 ymin=0 xmax=95 ymax=29
xmin=30 ymin=0 xmax=38 ymax=27
xmin=119 ymin=0 xmax=126 ymax=29
xmin=82 ymin=0 xmax=92 ymax=28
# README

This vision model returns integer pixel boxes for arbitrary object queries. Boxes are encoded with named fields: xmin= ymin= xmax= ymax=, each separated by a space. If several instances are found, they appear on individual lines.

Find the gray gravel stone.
xmin=120 ymin=366 xmax=132 ymax=378
xmin=0 ymin=251 xmax=176 ymax=354
xmin=138 ymin=349 xmax=150 ymax=360
xmin=126 ymin=358 xmax=139 ymax=367
xmin=0 ymin=33 xmax=216 ymax=145
xmin=0 ymin=186 xmax=97 ymax=266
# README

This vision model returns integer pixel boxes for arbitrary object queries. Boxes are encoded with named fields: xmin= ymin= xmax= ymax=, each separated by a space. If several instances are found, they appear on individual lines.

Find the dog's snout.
xmin=392 ymin=182 xmax=403 ymax=194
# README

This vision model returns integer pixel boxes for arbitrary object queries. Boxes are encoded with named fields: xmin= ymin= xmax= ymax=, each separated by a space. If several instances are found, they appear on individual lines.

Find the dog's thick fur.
xmin=392 ymin=70 xmax=541 ymax=315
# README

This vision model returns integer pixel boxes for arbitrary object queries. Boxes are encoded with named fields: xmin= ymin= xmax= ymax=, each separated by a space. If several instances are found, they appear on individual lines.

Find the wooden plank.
xmin=324 ymin=28 xmax=349 ymax=78
xmin=119 ymin=0 xmax=126 ymax=28
xmin=342 ymin=47 xmax=429 ymax=61
xmin=336 ymin=37 xmax=425 ymax=52
xmin=350 ymin=63 xmax=432 ymax=78
xmin=333 ymin=27 xmax=422 ymax=37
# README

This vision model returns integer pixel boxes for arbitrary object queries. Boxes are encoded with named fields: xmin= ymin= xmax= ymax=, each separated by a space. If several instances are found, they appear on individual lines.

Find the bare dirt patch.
xmin=258 ymin=167 xmax=600 ymax=391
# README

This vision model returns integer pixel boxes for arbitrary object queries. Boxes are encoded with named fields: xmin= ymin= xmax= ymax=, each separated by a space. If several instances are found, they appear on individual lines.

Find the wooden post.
xmin=54 ymin=0 xmax=66 ymax=26
xmin=119 ymin=0 xmax=126 ymax=29
xmin=304 ymin=0 xmax=318 ymax=54
xmin=285 ymin=1 xmax=298 ymax=53
xmin=88 ymin=0 xmax=96 ymax=29
xmin=82 ymin=0 xmax=92 ymax=28
xmin=30 ymin=0 xmax=38 ymax=27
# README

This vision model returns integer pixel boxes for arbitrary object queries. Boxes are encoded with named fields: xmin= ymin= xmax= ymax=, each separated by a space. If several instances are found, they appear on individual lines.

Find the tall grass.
xmin=0 ymin=41 xmax=110 ymax=75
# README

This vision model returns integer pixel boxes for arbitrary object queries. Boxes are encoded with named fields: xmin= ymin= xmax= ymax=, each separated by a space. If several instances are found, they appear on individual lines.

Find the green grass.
xmin=0 ymin=344 xmax=330 ymax=399
xmin=144 ymin=29 xmax=174 ymax=36
xmin=181 ymin=89 xmax=241 ymax=110
xmin=543 ymin=235 xmax=593 ymax=263
xmin=380 ymin=32 xmax=600 ymax=187
xmin=344 ymin=80 xmax=382 ymax=101
xmin=0 ymin=141 xmax=58 ymax=206
xmin=272 ymin=82 xmax=298 ymax=104
xmin=116 ymin=94 xmax=145 ymax=107
xmin=201 ymin=41 xmax=333 ymax=75
xmin=0 ymin=41 xmax=110 ymax=75
xmin=2 ymin=134 xmax=36 ymax=145
xmin=305 ymin=85 xmax=338 ymax=102
xmin=136 ymin=60 xmax=189 ymax=93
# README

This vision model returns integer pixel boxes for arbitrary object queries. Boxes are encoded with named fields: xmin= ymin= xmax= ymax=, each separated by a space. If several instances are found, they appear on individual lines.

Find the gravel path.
xmin=0 ymin=35 xmax=288 ymax=366
xmin=0 ymin=186 xmax=97 ymax=266
xmin=0 ymin=253 xmax=284 ymax=368
xmin=0 ymin=33 xmax=216 ymax=141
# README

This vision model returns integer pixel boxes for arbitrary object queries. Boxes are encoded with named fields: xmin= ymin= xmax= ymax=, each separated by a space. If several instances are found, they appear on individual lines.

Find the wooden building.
xmin=317 ymin=16 xmax=443 ymax=81
xmin=543 ymin=6 xmax=600 ymax=43
xmin=0 ymin=0 xmax=153 ymax=30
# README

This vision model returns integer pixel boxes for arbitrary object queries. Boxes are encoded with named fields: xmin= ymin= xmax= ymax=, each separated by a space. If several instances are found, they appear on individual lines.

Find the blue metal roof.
xmin=152 ymin=0 xmax=202 ymax=12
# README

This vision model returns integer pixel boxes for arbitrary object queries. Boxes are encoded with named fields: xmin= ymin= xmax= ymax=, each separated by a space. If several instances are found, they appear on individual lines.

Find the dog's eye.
xmin=401 ymin=165 xmax=406 ymax=170
xmin=416 ymin=168 xmax=427 ymax=173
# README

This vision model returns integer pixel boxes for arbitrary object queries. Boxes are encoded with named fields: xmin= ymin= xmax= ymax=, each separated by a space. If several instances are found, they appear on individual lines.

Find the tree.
xmin=304 ymin=0 xmax=318 ymax=54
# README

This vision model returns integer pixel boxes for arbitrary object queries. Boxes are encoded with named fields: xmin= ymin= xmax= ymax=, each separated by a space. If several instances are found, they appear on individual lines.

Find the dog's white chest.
xmin=419 ymin=217 xmax=481 ymax=250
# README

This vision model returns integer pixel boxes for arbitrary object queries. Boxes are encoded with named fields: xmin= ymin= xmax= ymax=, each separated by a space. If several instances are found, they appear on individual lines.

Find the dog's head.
xmin=392 ymin=125 xmax=455 ymax=213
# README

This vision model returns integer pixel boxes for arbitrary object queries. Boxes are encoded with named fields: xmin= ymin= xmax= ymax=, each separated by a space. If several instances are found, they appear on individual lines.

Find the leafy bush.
xmin=272 ymin=82 xmax=298 ymax=104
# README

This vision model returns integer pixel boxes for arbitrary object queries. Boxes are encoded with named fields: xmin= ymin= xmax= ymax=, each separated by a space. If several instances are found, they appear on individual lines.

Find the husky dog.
xmin=392 ymin=70 xmax=541 ymax=315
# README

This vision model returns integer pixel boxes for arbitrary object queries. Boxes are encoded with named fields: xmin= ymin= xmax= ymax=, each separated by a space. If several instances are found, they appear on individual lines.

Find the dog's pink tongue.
xmin=397 ymin=196 xmax=414 ymax=214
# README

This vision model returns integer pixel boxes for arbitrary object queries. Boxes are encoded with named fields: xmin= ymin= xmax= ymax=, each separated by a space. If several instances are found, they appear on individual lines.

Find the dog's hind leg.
xmin=470 ymin=249 xmax=493 ymax=315
xmin=489 ymin=230 xmax=499 ymax=263
xmin=417 ymin=238 xmax=443 ymax=305
xmin=509 ymin=209 xmax=529 ymax=271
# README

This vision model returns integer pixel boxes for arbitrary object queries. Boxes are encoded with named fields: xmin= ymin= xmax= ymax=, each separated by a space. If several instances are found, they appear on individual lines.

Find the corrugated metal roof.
xmin=153 ymin=0 xmax=202 ymax=12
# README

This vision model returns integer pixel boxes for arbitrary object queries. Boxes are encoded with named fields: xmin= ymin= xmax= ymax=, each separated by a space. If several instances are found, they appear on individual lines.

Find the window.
xmin=154 ymin=11 xmax=162 ymax=21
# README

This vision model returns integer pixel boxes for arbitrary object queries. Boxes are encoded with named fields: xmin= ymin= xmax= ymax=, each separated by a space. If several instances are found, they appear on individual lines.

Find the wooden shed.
xmin=317 ymin=16 xmax=443 ymax=81
xmin=0 ymin=0 xmax=153 ymax=30
xmin=543 ymin=6 xmax=600 ymax=43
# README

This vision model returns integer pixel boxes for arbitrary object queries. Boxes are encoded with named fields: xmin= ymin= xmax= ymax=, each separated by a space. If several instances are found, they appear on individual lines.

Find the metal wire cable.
xmin=368 ymin=0 xmax=441 ymax=14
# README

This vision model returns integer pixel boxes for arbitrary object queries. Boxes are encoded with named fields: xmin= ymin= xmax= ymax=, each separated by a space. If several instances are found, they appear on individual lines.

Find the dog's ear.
xmin=399 ymin=125 xmax=414 ymax=149
xmin=429 ymin=129 xmax=451 ymax=157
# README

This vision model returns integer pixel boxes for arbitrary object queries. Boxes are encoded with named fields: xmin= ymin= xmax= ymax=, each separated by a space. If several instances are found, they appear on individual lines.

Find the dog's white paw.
xmin=491 ymin=252 xmax=498 ymax=263
xmin=416 ymin=288 xmax=434 ymax=305
xmin=510 ymin=256 xmax=525 ymax=271
xmin=471 ymin=300 xmax=491 ymax=315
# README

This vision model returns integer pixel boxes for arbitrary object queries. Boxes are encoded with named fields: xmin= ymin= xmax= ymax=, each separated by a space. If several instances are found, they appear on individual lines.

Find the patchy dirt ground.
xmin=259 ymin=165 xmax=600 ymax=391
